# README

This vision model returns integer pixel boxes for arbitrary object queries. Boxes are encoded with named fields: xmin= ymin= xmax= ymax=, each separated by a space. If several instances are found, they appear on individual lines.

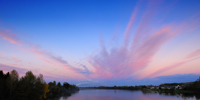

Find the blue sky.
xmin=0 ymin=0 xmax=200 ymax=86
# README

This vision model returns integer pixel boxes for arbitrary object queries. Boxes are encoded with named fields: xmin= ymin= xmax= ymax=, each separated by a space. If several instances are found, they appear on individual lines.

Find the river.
xmin=56 ymin=89 xmax=199 ymax=100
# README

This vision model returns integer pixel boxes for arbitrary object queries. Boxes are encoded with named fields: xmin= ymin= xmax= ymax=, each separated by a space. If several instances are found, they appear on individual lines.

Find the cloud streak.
xmin=0 ymin=0 xmax=199 ymax=82
xmin=147 ymin=56 xmax=200 ymax=78
xmin=186 ymin=49 xmax=200 ymax=59
xmin=0 ymin=29 xmax=69 ymax=66
xmin=0 ymin=63 xmax=28 ymax=76
xmin=0 ymin=28 xmax=87 ymax=80
xmin=88 ymin=0 xmax=200 ymax=80
xmin=146 ymin=48 xmax=200 ymax=78
xmin=0 ymin=29 xmax=22 ymax=46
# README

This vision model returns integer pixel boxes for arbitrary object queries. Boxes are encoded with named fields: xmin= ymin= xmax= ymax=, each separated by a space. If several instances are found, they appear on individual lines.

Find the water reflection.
xmin=56 ymin=89 xmax=200 ymax=100
xmin=141 ymin=89 xmax=200 ymax=100
xmin=48 ymin=91 xmax=79 ymax=100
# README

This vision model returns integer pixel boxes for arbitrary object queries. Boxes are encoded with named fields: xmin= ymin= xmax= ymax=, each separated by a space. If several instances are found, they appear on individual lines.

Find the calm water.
xmin=58 ymin=89 xmax=199 ymax=100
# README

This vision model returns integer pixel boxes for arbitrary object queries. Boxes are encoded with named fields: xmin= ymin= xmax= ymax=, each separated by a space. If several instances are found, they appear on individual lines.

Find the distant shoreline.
xmin=79 ymin=77 xmax=200 ymax=94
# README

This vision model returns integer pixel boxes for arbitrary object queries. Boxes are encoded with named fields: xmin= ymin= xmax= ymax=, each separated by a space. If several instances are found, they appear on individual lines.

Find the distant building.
xmin=150 ymin=87 xmax=155 ymax=89
xmin=175 ymin=85 xmax=182 ymax=90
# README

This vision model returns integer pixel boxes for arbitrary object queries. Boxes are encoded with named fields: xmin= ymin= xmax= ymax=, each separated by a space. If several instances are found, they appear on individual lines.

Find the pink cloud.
xmin=29 ymin=48 xmax=88 ymax=77
xmin=123 ymin=0 xmax=140 ymax=48
xmin=11 ymin=56 xmax=21 ymax=62
xmin=89 ymin=26 xmax=175 ymax=79
xmin=0 ymin=63 xmax=28 ymax=76
xmin=129 ymin=26 xmax=172 ymax=70
xmin=141 ymin=48 xmax=200 ymax=79
xmin=130 ymin=0 xmax=163 ymax=50
xmin=147 ymin=56 xmax=200 ymax=78
xmin=186 ymin=49 xmax=200 ymax=59
xmin=88 ymin=1 xmax=200 ymax=80
xmin=0 ymin=28 xmax=88 ymax=80
xmin=0 ymin=28 xmax=70 ymax=68
xmin=0 ymin=29 xmax=22 ymax=46
xmin=24 ymin=46 xmax=69 ymax=66
xmin=1 ymin=0 xmax=199 ymax=81
xmin=38 ymin=57 xmax=58 ymax=66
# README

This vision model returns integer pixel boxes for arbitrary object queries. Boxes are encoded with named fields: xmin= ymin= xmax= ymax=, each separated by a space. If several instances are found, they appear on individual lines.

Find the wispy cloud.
xmin=0 ymin=63 xmax=27 ymax=76
xmin=11 ymin=56 xmax=21 ymax=62
xmin=0 ymin=29 xmax=22 ymax=46
xmin=146 ymin=49 xmax=200 ymax=78
xmin=0 ymin=29 xmax=68 ymax=66
xmin=148 ymin=56 xmax=200 ymax=78
xmin=88 ymin=0 xmax=200 ymax=80
xmin=0 ymin=28 xmax=87 ymax=80
xmin=1 ymin=0 xmax=199 ymax=82
xmin=123 ymin=0 xmax=140 ymax=47
xmin=186 ymin=49 xmax=200 ymax=59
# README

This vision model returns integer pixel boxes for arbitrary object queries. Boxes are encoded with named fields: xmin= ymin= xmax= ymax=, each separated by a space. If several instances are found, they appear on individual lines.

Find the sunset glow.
xmin=0 ymin=0 xmax=200 ymax=86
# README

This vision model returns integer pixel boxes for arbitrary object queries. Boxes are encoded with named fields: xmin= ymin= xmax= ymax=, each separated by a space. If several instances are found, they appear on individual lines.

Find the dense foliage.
xmin=47 ymin=81 xmax=79 ymax=98
xmin=183 ymin=78 xmax=200 ymax=91
xmin=0 ymin=70 xmax=79 ymax=100
xmin=158 ymin=78 xmax=200 ymax=92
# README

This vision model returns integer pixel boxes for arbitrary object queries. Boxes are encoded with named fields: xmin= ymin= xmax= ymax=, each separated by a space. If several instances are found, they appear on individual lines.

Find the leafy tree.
xmin=10 ymin=70 xmax=19 ymax=82
xmin=63 ymin=82 xmax=70 ymax=89
xmin=14 ymin=71 xmax=45 ymax=100
xmin=24 ymin=71 xmax=36 ymax=99
xmin=43 ymin=82 xmax=50 ymax=99
xmin=8 ymin=70 xmax=19 ymax=99
xmin=0 ymin=70 xmax=79 ymax=100
xmin=5 ymin=72 xmax=10 ymax=99
xmin=0 ymin=70 xmax=4 ymax=78
xmin=47 ymin=81 xmax=58 ymax=97
xmin=114 ymin=85 xmax=116 ymax=89
xmin=0 ymin=70 xmax=5 ymax=99
xmin=35 ymin=74 xmax=45 ymax=100
xmin=53 ymin=81 xmax=56 ymax=86
xmin=0 ymin=71 xmax=10 ymax=99
xmin=57 ymin=82 xmax=62 ymax=88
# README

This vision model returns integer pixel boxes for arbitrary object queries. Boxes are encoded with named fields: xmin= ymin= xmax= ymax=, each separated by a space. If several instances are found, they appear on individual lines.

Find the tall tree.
xmin=0 ymin=71 xmax=10 ymax=99
xmin=43 ymin=82 xmax=50 ymax=99
xmin=63 ymin=82 xmax=70 ymax=89
xmin=8 ymin=70 xmax=19 ymax=99
xmin=10 ymin=70 xmax=19 ymax=82
xmin=57 ymin=82 xmax=61 ymax=88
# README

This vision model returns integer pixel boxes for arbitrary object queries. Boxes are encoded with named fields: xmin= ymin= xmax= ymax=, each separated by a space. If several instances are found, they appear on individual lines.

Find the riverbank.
xmin=148 ymin=88 xmax=200 ymax=93
xmin=56 ymin=89 xmax=200 ymax=100
xmin=0 ymin=69 xmax=81 ymax=100
xmin=47 ymin=88 xmax=79 ymax=100
xmin=141 ymin=89 xmax=200 ymax=99
xmin=46 ymin=86 xmax=79 ymax=99
xmin=80 ymin=86 xmax=139 ymax=90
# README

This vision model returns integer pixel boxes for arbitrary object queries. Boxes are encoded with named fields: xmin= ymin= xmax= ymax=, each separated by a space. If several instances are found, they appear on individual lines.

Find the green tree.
xmin=53 ymin=81 xmax=56 ymax=86
xmin=48 ymin=81 xmax=58 ymax=97
xmin=14 ymin=71 xmax=45 ymax=100
xmin=10 ymin=70 xmax=19 ymax=82
xmin=63 ymin=82 xmax=70 ymax=89
xmin=8 ymin=70 xmax=19 ymax=99
xmin=43 ymin=82 xmax=50 ymax=99
xmin=57 ymin=82 xmax=61 ymax=88
xmin=35 ymin=74 xmax=45 ymax=100
xmin=0 ymin=71 xmax=10 ymax=99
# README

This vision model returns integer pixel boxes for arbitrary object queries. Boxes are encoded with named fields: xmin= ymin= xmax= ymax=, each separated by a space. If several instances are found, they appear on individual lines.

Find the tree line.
xmin=0 ymin=70 xmax=79 ymax=100
xmin=82 ymin=85 xmax=140 ymax=90
xmin=159 ymin=77 xmax=200 ymax=91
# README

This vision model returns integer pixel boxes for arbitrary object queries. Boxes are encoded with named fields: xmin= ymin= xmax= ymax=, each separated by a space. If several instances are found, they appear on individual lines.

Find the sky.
xmin=0 ymin=0 xmax=200 ymax=86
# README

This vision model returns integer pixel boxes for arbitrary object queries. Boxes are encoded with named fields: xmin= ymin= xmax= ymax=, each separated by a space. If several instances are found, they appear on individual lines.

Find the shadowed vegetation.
xmin=0 ymin=70 xmax=79 ymax=100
